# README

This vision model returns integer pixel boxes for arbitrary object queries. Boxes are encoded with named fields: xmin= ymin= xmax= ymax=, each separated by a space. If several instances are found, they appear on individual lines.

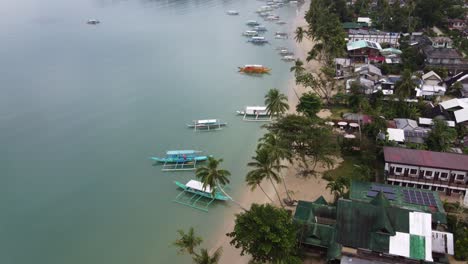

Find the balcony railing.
xmin=387 ymin=173 xmax=468 ymax=189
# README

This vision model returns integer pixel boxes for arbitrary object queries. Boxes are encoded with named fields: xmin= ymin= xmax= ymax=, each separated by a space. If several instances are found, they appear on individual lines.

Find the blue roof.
xmin=166 ymin=150 xmax=199 ymax=155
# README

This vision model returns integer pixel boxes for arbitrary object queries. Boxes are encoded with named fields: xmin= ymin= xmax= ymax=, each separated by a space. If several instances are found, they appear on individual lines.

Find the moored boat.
xmin=226 ymin=10 xmax=239 ymax=15
xmin=238 ymin=64 xmax=271 ymax=74
xmin=248 ymin=36 xmax=268 ymax=44
xmin=174 ymin=180 xmax=229 ymax=201
xmin=246 ymin=20 xmax=260 ymax=26
xmin=236 ymin=106 xmax=272 ymax=121
xmin=279 ymin=49 xmax=293 ymax=55
xmin=276 ymin=20 xmax=287 ymax=25
xmin=254 ymin=25 xmax=267 ymax=32
xmin=187 ymin=119 xmax=227 ymax=131
xmin=87 ymin=19 xmax=100 ymax=25
xmin=242 ymin=30 xmax=259 ymax=36
xmin=150 ymin=150 xmax=209 ymax=163
xmin=281 ymin=55 xmax=295 ymax=61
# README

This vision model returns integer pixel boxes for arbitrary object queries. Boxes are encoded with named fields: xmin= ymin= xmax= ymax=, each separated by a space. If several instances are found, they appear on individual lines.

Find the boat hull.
xmin=150 ymin=155 xmax=209 ymax=163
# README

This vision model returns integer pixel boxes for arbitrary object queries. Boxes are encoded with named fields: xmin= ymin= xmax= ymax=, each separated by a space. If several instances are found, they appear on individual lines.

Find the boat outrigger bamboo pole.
xmin=217 ymin=184 xmax=247 ymax=211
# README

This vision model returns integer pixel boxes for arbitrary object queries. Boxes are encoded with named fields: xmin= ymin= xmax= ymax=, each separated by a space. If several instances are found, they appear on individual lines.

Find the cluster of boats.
xmin=277 ymin=46 xmax=295 ymax=61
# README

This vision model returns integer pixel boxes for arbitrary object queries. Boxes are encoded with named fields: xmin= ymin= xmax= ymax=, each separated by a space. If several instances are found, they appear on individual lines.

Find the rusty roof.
xmin=383 ymin=147 xmax=468 ymax=171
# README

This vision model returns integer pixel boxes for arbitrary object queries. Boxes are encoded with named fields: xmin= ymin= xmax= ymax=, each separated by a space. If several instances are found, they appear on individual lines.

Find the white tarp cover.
xmin=197 ymin=119 xmax=217 ymax=124
xmin=389 ymin=232 xmax=410 ymax=258
xmin=245 ymin=106 xmax=267 ymax=115
xmin=387 ymin=128 xmax=405 ymax=142
xmin=410 ymin=212 xmax=433 ymax=262
xmin=432 ymin=231 xmax=454 ymax=255
xmin=186 ymin=180 xmax=212 ymax=193
xmin=454 ymin=108 xmax=468 ymax=123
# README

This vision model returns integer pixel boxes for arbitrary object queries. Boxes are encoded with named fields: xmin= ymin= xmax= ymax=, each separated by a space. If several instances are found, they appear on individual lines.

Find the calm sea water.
xmin=0 ymin=0 xmax=300 ymax=263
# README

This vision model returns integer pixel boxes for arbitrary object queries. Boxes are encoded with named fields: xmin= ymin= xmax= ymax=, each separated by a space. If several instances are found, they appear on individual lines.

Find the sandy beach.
xmin=211 ymin=2 xmax=336 ymax=263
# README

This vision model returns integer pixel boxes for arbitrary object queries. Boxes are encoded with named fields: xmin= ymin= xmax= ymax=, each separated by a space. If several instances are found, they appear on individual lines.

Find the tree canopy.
xmin=296 ymin=92 xmax=322 ymax=119
xmin=227 ymin=204 xmax=301 ymax=263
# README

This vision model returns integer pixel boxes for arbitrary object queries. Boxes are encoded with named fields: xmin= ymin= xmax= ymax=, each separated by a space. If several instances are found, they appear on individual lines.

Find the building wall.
xmin=385 ymin=162 xmax=468 ymax=195
xmin=348 ymin=34 xmax=399 ymax=46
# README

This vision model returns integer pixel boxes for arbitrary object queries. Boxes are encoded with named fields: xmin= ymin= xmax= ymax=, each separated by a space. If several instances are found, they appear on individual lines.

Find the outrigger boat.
xmin=150 ymin=150 xmax=210 ymax=171
xmin=87 ymin=19 xmax=100 ymax=25
xmin=226 ymin=10 xmax=239 ymax=15
xmin=276 ymin=20 xmax=287 ymax=25
xmin=254 ymin=25 xmax=267 ymax=32
xmin=275 ymin=32 xmax=288 ymax=39
xmin=236 ymin=106 xmax=272 ymax=121
xmin=246 ymin=20 xmax=260 ymax=26
xmin=174 ymin=180 xmax=229 ymax=211
xmin=238 ymin=64 xmax=271 ymax=74
xmin=281 ymin=55 xmax=295 ymax=61
xmin=242 ymin=30 xmax=259 ymax=36
xmin=187 ymin=119 xmax=227 ymax=131
xmin=279 ymin=49 xmax=293 ymax=55
xmin=265 ymin=15 xmax=280 ymax=21
xmin=248 ymin=36 xmax=268 ymax=44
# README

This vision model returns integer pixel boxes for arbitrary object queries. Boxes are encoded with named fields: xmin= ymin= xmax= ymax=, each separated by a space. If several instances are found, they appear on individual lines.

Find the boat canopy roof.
xmin=244 ymin=64 xmax=264 ymax=68
xmin=196 ymin=119 xmax=218 ymax=124
xmin=245 ymin=106 xmax=267 ymax=114
xmin=166 ymin=150 xmax=200 ymax=155
xmin=251 ymin=36 xmax=265 ymax=40
xmin=186 ymin=180 xmax=212 ymax=193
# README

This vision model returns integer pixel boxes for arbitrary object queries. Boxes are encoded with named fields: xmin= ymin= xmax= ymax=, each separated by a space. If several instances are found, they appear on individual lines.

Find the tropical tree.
xmin=295 ymin=65 xmax=337 ymax=104
xmin=227 ymin=204 xmax=301 ymax=264
xmin=264 ymin=88 xmax=289 ymax=118
xmin=296 ymin=92 xmax=323 ymax=119
xmin=245 ymin=170 xmax=274 ymax=203
xmin=395 ymin=69 xmax=416 ymax=99
xmin=246 ymin=147 xmax=286 ymax=207
xmin=290 ymin=59 xmax=305 ymax=76
xmin=426 ymin=119 xmax=457 ymax=152
xmin=196 ymin=157 xmax=246 ymax=210
xmin=294 ymin=26 xmax=306 ymax=43
xmin=258 ymin=132 xmax=293 ymax=202
xmin=173 ymin=227 xmax=203 ymax=255
xmin=326 ymin=176 xmax=350 ymax=202
xmin=193 ymin=248 xmax=223 ymax=264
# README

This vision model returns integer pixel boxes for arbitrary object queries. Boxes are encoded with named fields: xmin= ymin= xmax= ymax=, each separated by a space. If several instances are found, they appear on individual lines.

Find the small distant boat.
xmin=226 ymin=10 xmax=239 ymax=15
xmin=150 ymin=150 xmax=209 ymax=163
xmin=275 ymin=46 xmax=288 ymax=50
xmin=242 ymin=30 xmax=259 ymax=36
xmin=254 ymin=25 xmax=267 ymax=32
xmin=187 ymin=119 xmax=227 ymax=131
xmin=246 ymin=20 xmax=260 ymax=26
xmin=281 ymin=55 xmax=295 ymax=61
xmin=276 ymin=20 xmax=286 ymax=25
xmin=275 ymin=32 xmax=288 ymax=39
xmin=175 ymin=180 xmax=229 ymax=201
xmin=87 ymin=19 xmax=100 ymax=25
xmin=258 ymin=12 xmax=271 ymax=17
xmin=289 ymin=0 xmax=298 ymax=4
xmin=265 ymin=15 xmax=280 ymax=21
xmin=248 ymin=36 xmax=268 ymax=44
xmin=236 ymin=106 xmax=272 ymax=121
xmin=238 ymin=64 xmax=271 ymax=74
xmin=279 ymin=49 xmax=293 ymax=55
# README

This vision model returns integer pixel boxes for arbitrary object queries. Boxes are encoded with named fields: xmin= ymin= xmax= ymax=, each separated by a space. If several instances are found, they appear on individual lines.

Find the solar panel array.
xmin=371 ymin=184 xmax=395 ymax=194
xmin=365 ymin=41 xmax=379 ymax=49
xmin=367 ymin=190 xmax=396 ymax=200
xmin=402 ymin=189 xmax=437 ymax=206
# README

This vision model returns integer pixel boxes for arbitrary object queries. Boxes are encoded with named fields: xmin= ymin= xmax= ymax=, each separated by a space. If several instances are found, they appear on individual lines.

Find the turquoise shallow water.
xmin=0 ymin=0 xmax=299 ymax=263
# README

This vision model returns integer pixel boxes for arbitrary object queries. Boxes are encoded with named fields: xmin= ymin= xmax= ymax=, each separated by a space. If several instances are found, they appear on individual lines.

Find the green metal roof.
xmin=314 ymin=196 xmax=328 ymax=205
xmin=342 ymin=22 xmax=363 ymax=29
xmin=349 ymin=181 xmax=447 ymax=224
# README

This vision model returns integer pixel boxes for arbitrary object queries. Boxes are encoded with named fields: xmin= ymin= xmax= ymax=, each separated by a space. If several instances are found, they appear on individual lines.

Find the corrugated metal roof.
xmin=383 ymin=146 xmax=468 ymax=171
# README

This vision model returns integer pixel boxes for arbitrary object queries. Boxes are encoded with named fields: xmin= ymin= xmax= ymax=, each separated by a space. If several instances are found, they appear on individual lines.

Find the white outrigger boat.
xmin=187 ymin=119 xmax=227 ymax=131
xmin=246 ymin=20 xmax=260 ymax=26
xmin=275 ymin=32 xmax=288 ymax=39
xmin=281 ymin=55 xmax=295 ymax=61
xmin=87 ymin=19 xmax=100 ymax=25
xmin=236 ymin=106 xmax=272 ymax=121
xmin=242 ymin=30 xmax=259 ymax=36
xmin=226 ymin=10 xmax=239 ymax=15
xmin=276 ymin=20 xmax=287 ymax=25
xmin=173 ymin=180 xmax=229 ymax=211
xmin=254 ymin=25 xmax=267 ymax=32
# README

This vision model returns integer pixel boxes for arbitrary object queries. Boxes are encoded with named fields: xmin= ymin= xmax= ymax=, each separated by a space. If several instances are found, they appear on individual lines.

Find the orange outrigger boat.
xmin=238 ymin=65 xmax=271 ymax=74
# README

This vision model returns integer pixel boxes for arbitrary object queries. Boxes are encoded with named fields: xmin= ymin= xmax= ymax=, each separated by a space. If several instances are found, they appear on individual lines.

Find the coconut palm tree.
xmin=173 ymin=227 xmax=203 ymax=255
xmin=326 ymin=177 xmax=349 ymax=203
xmin=289 ymin=59 xmax=305 ymax=75
xmin=264 ymin=88 xmax=289 ymax=118
xmin=247 ymin=147 xmax=286 ymax=207
xmin=196 ymin=157 xmax=246 ymax=210
xmin=257 ymin=133 xmax=293 ymax=202
xmin=246 ymin=165 xmax=275 ymax=203
xmin=294 ymin=26 xmax=305 ymax=43
xmin=193 ymin=248 xmax=223 ymax=264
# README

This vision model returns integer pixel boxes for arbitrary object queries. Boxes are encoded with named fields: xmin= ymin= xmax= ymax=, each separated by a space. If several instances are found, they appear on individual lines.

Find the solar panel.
xmin=402 ymin=189 xmax=437 ymax=206
xmin=367 ymin=190 xmax=378 ymax=197
xmin=370 ymin=184 xmax=395 ymax=194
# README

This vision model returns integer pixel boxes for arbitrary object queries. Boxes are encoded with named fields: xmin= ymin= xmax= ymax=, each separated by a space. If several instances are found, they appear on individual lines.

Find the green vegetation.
xmin=425 ymin=119 xmax=457 ymax=152
xmin=227 ymin=204 xmax=301 ymax=263
xmin=173 ymin=227 xmax=222 ymax=264
xmin=265 ymin=88 xmax=289 ymax=118
xmin=296 ymin=92 xmax=322 ymax=119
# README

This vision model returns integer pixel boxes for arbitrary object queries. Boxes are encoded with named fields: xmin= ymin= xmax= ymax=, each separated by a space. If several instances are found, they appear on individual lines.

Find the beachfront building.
xmin=347 ymin=29 xmax=400 ymax=47
xmin=383 ymin=147 xmax=468 ymax=197
xmin=347 ymin=40 xmax=382 ymax=63
xmin=415 ymin=71 xmax=447 ymax=98
xmin=294 ymin=181 xmax=454 ymax=263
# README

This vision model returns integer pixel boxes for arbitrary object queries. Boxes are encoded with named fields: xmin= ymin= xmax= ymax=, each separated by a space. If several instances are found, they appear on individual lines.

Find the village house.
xmin=415 ymin=71 xmax=446 ymax=98
xmin=357 ymin=17 xmax=372 ymax=27
xmin=347 ymin=29 xmax=400 ymax=47
xmin=423 ymin=46 xmax=468 ymax=75
xmin=445 ymin=71 xmax=468 ymax=97
xmin=294 ymin=181 xmax=454 ymax=263
xmin=439 ymin=98 xmax=468 ymax=124
xmin=334 ymin=58 xmax=353 ymax=78
xmin=429 ymin=37 xmax=453 ymax=49
xmin=354 ymin=64 xmax=383 ymax=81
xmin=347 ymin=40 xmax=382 ymax=63
xmin=447 ymin=18 xmax=466 ymax=31
xmin=384 ymin=147 xmax=468 ymax=197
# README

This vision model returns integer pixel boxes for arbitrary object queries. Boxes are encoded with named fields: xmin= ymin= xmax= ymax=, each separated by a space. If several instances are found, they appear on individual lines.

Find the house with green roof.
xmin=294 ymin=181 xmax=454 ymax=263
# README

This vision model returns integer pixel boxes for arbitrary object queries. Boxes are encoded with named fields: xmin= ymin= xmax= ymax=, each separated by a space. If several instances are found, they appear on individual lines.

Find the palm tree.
xmin=289 ymin=59 xmax=305 ymax=75
xmin=245 ymin=170 xmax=275 ymax=203
xmin=257 ymin=133 xmax=293 ymax=202
xmin=326 ymin=180 xmax=345 ymax=203
xmin=173 ymin=227 xmax=202 ymax=255
xmin=264 ymin=88 xmax=289 ymax=118
xmin=196 ymin=157 xmax=246 ymax=210
xmin=294 ymin=26 xmax=305 ymax=43
xmin=193 ymin=248 xmax=223 ymax=264
xmin=246 ymin=147 xmax=286 ymax=207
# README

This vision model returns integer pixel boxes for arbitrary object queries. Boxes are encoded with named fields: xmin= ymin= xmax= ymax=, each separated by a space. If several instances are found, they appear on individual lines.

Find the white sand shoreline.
xmin=210 ymin=2 xmax=335 ymax=263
